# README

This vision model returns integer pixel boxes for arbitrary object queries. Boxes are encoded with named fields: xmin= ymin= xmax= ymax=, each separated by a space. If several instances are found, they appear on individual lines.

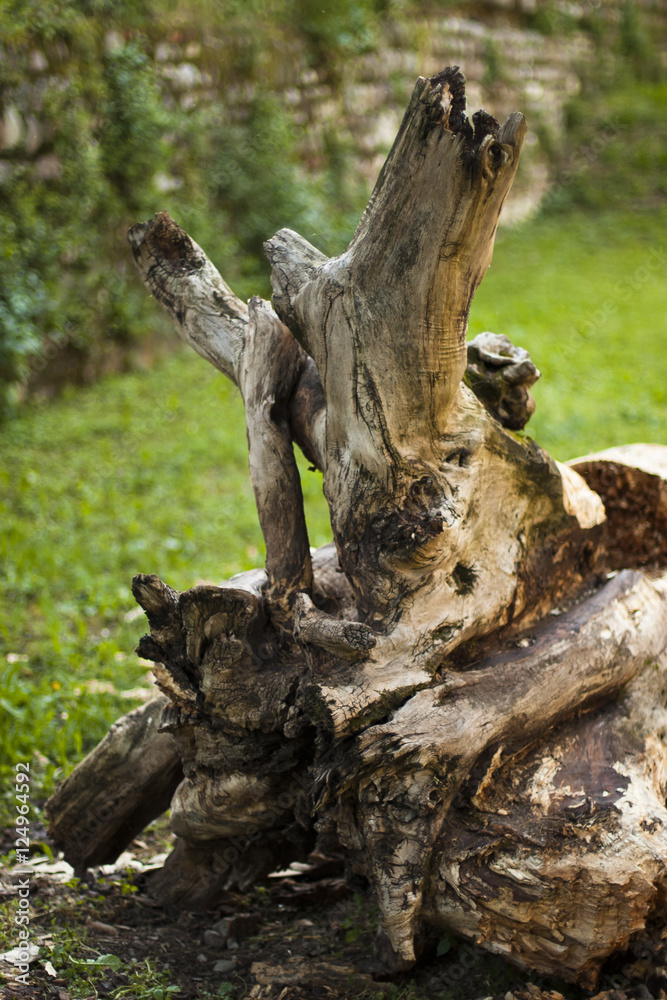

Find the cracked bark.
xmin=47 ymin=67 xmax=667 ymax=987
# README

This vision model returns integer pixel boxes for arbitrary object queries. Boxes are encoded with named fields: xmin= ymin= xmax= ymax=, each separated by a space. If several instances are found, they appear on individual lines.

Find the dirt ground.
xmin=1 ymin=819 xmax=665 ymax=1000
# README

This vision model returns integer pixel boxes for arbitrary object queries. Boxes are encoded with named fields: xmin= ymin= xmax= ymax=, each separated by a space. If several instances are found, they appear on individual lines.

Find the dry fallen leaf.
xmin=2 ymin=943 xmax=40 ymax=965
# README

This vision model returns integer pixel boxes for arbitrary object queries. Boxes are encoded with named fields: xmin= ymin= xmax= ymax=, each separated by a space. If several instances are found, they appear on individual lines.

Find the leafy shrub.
xmin=0 ymin=0 xmax=375 ymax=416
xmin=288 ymin=0 xmax=383 ymax=66
xmin=0 ymin=13 xmax=170 ymax=417
xmin=99 ymin=40 xmax=171 ymax=206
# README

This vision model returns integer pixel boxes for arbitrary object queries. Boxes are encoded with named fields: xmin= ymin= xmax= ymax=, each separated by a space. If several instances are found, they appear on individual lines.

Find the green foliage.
xmin=200 ymin=93 xmax=367 ymax=297
xmin=545 ymin=82 xmax=667 ymax=214
xmin=213 ymin=983 xmax=235 ymax=999
xmin=527 ymin=1 xmax=664 ymax=192
xmin=2 ymin=0 xmax=664 ymax=422
xmin=0 ymin=0 xmax=371 ymax=417
xmin=481 ymin=37 xmax=503 ymax=88
xmin=0 ymin=351 xmax=332 ymax=812
xmin=617 ymin=0 xmax=662 ymax=81
xmin=536 ymin=0 xmax=665 ymax=214
xmin=20 ymin=913 xmax=183 ymax=997
xmin=525 ymin=4 xmax=578 ymax=37
xmin=469 ymin=206 xmax=667 ymax=460
xmin=288 ymin=0 xmax=383 ymax=64
xmin=0 ymin=0 xmax=81 ymax=43
xmin=0 ymin=21 xmax=171 ymax=418
xmin=340 ymin=890 xmax=378 ymax=943
xmin=99 ymin=40 xmax=171 ymax=205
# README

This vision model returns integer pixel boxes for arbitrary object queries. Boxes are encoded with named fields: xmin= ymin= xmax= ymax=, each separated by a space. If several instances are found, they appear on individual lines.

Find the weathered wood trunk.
xmin=46 ymin=67 xmax=667 ymax=988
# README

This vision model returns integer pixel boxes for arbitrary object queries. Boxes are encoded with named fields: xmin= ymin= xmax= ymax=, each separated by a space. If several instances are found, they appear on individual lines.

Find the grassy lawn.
xmin=0 ymin=351 xmax=332 ymax=802
xmin=1 ymin=202 xmax=666 ymax=807
xmin=471 ymin=207 xmax=667 ymax=458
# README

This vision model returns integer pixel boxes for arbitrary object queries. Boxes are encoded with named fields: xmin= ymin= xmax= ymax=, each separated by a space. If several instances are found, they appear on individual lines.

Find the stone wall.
xmin=0 ymin=0 xmax=665 ymax=401
xmin=144 ymin=0 xmax=667 ymax=221
xmin=1 ymin=1 xmax=665 ymax=227
xmin=142 ymin=13 xmax=575 ymax=222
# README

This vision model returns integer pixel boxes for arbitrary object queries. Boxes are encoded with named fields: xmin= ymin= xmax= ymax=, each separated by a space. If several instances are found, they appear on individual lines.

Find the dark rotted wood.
xmin=464 ymin=331 xmax=540 ymax=430
xmin=45 ymin=697 xmax=182 ymax=871
xmin=128 ymin=565 xmax=320 ymax=908
xmin=427 ymin=686 xmax=667 ymax=988
xmin=145 ymin=823 xmax=315 ymax=909
xmin=571 ymin=444 xmax=667 ymax=571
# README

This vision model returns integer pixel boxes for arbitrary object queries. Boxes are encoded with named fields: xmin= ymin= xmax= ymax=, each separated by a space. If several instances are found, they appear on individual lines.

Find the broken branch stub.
xmin=266 ymin=69 xmax=526 ymax=451
xmin=265 ymin=69 xmax=602 ymax=639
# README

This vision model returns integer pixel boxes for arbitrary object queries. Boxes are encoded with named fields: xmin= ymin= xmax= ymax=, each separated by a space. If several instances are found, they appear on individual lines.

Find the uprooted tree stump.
xmin=46 ymin=67 xmax=667 ymax=989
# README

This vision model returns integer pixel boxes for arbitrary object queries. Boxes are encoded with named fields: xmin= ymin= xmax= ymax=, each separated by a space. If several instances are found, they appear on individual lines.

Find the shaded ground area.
xmin=1 ymin=818 xmax=666 ymax=1000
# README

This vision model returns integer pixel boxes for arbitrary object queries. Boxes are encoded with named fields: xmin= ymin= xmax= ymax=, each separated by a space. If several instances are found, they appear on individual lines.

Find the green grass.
xmin=471 ymin=206 xmax=667 ymax=459
xmin=0 ymin=354 xmax=332 ymax=806
xmin=0 ymin=202 xmax=666 ymax=811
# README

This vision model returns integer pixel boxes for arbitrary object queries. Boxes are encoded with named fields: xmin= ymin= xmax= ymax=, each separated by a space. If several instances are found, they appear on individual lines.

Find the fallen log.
xmin=45 ymin=696 xmax=182 ymax=871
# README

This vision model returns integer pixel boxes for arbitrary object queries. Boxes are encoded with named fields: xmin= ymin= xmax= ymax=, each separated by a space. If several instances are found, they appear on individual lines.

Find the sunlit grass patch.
xmin=470 ymin=206 xmax=667 ymax=460
xmin=0 ymin=351 xmax=331 ymax=811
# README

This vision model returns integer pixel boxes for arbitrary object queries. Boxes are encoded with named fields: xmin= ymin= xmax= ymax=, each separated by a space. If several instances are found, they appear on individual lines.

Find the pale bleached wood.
xmin=427 ymin=636 xmax=667 ymax=986
xmin=128 ymin=211 xmax=326 ymax=471
xmin=265 ymin=71 xmax=526 ymax=454
xmin=128 ymin=215 xmax=318 ymax=610
xmin=127 ymin=211 xmax=605 ymax=745
xmin=286 ymin=382 xmax=604 ymax=745
xmin=128 ymin=211 xmax=248 ymax=384
xmin=263 ymin=69 xmax=604 ymax=660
